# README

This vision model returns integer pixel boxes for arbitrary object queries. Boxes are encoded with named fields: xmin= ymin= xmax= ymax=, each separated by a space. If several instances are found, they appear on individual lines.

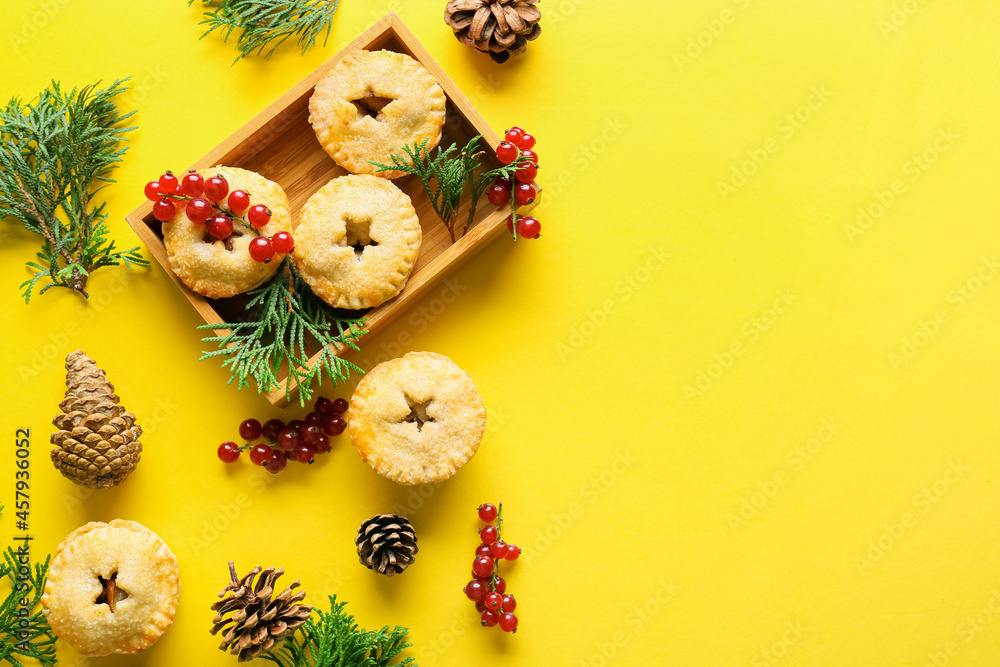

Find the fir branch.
xmin=370 ymin=136 xmax=528 ymax=242
xmin=0 ymin=79 xmax=148 ymax=303
xmin=262 ymin=595 xmax=415 ymax=667
xmin=199 ymin=260 xmax=366 ymax=405
xmin=190 ymin=0 xmax=341 ymax=63
xmin=0 ymin=548 xmax=57 ymax=667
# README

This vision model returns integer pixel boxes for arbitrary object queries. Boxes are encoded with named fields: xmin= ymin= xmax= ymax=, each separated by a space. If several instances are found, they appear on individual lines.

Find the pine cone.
xmin=210 ymin=562 xmax=312 ymax=663
xmin=445 ymin=0 xmax=541 ymax=63
xmin=356 ymin=514 xmax=419 ymax=577
xmin=50 ymin=351 xmax=142 ymax=488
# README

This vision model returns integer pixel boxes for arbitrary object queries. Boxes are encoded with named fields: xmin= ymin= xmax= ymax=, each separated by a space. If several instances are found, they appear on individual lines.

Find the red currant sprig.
xmin=489 ymin=128 xmax=541 ymax=240
xmin=215 ymin=395 xmax=349 ymax=473
xmin=145 ymin=171 xmax=289 ymax=263
xmin=463 ymin=501 xmax=520 ymax=632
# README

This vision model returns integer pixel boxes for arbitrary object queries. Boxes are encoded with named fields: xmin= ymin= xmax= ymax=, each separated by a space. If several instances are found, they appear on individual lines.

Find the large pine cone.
xmin=356 ymin=514 xmax=419 ymax=577
xmin=445 ymin=0 xmax=541 ymax=63
xmin=50 ymin=351 xmax=142 ymax=488
xmin=210 ymin=562 xmax=312 ymax=663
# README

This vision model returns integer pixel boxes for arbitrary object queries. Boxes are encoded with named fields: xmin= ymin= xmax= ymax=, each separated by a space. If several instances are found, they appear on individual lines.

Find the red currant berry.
xmin=228 ymin=189 xmax=250 ymax=213
xmin=475 ymin=600 xmax=488 ymax=613
xmin=300 ymin=425 xmax=320 ymax=446
xmin=272 ymin=231 xmax=294 ymax=254
xmin=305 ymin=411 xmax=323 ymax=427
xmin=181 ymin=171 xmax=205 ymax=197
xmin=248 ymin=204 xmax=272 ymax=229
xmin=501 ymin=594 xmax=516 ymax=612
xmin=207 ymin=215 xmax=233 ymax=240
xmin=505 ymin=544 xmax=521 ymax=560
xmin=144 ymin=180 xmax=162 ymax=201
xmin=464 ymin=580 xmax=487 ymax=602
xmin=521 ymin=149 xmax=538 ymax=164
xmin=504 ymin=128 xmax=524 ymax=146
xmin=484 ymin=592 xmax=502 ymax=611
xmin=277 ymin=428 xmax=300 ymax=452
xmin=152 ymin=198 xmax=176 ymax=222
xmin=515 ymin=163 xmax=537 ymax=183
xmin=519 ymin=133 xmax=535 ymax=150
xmin=238 ymin=418 xmax=262 ymax=441
xmin=261 ymin=419 xmax=285 ymax=443
xmin=475 ymin=543 xmax=492 ymax=558
xmin=292 ymin=444 xmax=315 ymax=464
xmin=315 ymin=397 xmax=334 ymax=416
xmin=287 ymin=419 xmax=305 ymax=432
xmin=332 ymin=398 xmax=349 ymax=414
xmin=480 ymin=525 xmax=499 ymax=544
xmin=499 ymin=612 xmax=518 ymax=633
xmin=481 ymin=610 xmax=500 ymax=627
xmin=493 ymin=576 xmax=506 ymax=594
xmin=313 ymin=433 xmax=331 ymax=453
xmin=204 ymin=175 xmax=229 ymax=201
xmin=496 ymin=141 xmax=519 ymax=164
xmin=266 ymin=449 xmax=287 ymax=473
xmin=248 ymin=236 xmax=275 ymax=263
xmin=159 ymin=171 xmax=179 ymax=195
xmin=514 ymin=183 xmax=536 ymax=206
xmin=472 ymin=556 xmax=494 ymax=579
xmin=506 ymin=216 xmax=515 ymax=234
xmin=516 ymin=216 xmax=540 ymax=239
xmin=487 ymin=182 xmax=510 ymax=206
xmin=322 ymin=415 xmax=346 ymax=436
xmin=478 ymin=503 xmax=498 ymax=522
xmin=491 ymin=540 xmax=508 ymax=559
xmin=217 ymin=441 xmax=240 ymax=463
xmin=185 ymin=198 xmax=212 ymax=225
xmin=249 ymin=444 xmax=274 ymax=466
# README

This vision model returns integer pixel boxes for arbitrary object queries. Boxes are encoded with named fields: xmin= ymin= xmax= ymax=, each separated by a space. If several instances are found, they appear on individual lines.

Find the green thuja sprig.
xmin=189 ymin=0 xmax=341 ymax=64
xmin=198 ymin=261 xmax=366 ymax=405
xmin=0 ymin=79 xmax=147 ymax=303
xmin=263 ymin=595 xmax=415 ymax=667
xmin=0 ymin=547 xmax=57 ymax=667
xmin=370 ymin=135 xmax=530 ymax=242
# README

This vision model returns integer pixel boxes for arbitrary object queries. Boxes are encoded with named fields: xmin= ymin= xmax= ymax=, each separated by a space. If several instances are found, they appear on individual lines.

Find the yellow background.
xmin=3 ymin=0 xmax=1000 ymax=665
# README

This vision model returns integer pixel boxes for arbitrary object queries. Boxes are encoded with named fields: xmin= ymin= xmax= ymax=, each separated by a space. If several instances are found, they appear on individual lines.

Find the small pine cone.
xmin=50 ymin=351 xmax=142 ymax=488
xmin=445 ymin=0 xmax=541 ymax=63
xmin=210 ymin=562 xmax=312 ymax=663
xmin=356 ymin=514 xmax=419 ymax=577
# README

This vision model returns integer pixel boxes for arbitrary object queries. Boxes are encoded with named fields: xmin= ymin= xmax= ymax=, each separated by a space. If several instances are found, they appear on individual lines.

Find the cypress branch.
xmin=0 ymin=79 xmax=148 ymax=303
xmin=189 ymin=0 xmax=341 ymax=63
xmin=370 ymin=135 xmax=529 ymax=242
xmin=262 ymin=595 xmax=415 ymax=667
xmin=0 ymin=547 xmax=57 ymax=667
xmin=198 ymin=260 xmax=366 ymax=405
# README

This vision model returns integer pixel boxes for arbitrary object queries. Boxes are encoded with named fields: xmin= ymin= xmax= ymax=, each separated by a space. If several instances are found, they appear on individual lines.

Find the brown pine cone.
xmin=445 ymin=0 xmax=541 ymax=63
xmin=356 ymin=514 xmax=419 ymax=576
xmin=210 ymin=562 xmax=312 ymax=663
xmin=50 ymin=351 xmax=142 ymax=488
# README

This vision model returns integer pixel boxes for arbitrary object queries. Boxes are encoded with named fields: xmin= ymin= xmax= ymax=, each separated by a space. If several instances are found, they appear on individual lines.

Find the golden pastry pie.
xmin=309 ymin=49 xmax=447 ymax=179
xmin=293 ymin=175 xmax=421 ymax=310
xmin=42 ymin=519 xmax=180 ymax=656
xmin=347 ymin=351 xmax=487 ymax=485
xmin=162 ymin=166 xmax=291 ymax=299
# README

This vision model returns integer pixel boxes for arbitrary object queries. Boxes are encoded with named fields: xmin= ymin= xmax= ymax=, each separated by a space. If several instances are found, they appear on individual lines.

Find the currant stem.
xmin=501 ymin=154 xmax=532 ymax=240
xmin=489 ymin=501 xmax=504 ymax=591
xmin=167 ymin=193 xmax=261 ymax=236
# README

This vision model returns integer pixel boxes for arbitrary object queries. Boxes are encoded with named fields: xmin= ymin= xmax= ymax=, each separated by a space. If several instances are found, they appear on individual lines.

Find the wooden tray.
xmin=125 ymin=13 xmax=539 ymax=408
